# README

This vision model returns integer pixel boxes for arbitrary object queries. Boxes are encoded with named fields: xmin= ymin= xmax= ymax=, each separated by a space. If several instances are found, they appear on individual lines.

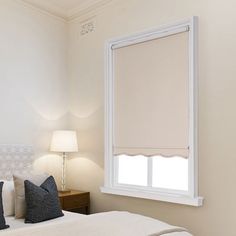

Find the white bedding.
xmin=3 ymin=211 xmax=192 ymax=236
xmin=5 ymin=211 xmax=85 ymax=230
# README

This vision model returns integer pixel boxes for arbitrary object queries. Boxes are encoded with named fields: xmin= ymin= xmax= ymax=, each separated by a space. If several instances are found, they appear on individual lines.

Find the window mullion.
xmin=113 ymin=156 xmax=119 ymax=186
xmin=147 ymin=157 xmax=153 ymax=187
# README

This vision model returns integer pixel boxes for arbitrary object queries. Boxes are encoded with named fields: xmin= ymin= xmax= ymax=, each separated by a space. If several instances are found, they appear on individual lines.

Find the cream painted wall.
xmin=67 ymin=0 xmax=236 ymax=235
xmin=0 ymin=0 xmax=68 ymax=182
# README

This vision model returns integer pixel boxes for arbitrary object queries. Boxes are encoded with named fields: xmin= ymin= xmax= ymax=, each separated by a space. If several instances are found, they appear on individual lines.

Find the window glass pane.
xmin=117 ymin=155 xmax=148 ymax=186
xmin=152 ymin=156 xmax=188 ymax=191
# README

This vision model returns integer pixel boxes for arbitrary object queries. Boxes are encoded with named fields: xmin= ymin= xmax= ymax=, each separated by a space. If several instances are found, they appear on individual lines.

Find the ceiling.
xmin=21 ymin=0 xmax=111 ymax=20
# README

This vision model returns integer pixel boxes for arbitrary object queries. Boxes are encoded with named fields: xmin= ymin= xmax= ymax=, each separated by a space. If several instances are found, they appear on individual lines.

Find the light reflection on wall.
xmin=34 ymin=154 xmax=62 ymax=187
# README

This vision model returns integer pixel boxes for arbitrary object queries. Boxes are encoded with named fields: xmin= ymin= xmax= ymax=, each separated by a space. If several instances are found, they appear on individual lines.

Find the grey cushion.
xmin=0 ymin=182 xmax=9 ymax=230
xmin=24 ymin=176 xmax=64 ymax=223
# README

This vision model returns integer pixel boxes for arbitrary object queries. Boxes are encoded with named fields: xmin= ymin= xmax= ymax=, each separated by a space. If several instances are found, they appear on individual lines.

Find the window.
xmin=115 ymin=155 xmax=188 ymax=192
xmin=152 ymin=156 xmax=188 ymax=191
xmin=116 ymin=155 xmax=148 ymax=186
xmin=101 ymin=17 xmax=203 ymax=206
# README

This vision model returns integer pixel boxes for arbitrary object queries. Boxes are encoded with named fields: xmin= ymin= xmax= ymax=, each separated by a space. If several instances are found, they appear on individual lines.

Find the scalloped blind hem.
xmin=113 ymin=147 xmax=189 ymax=158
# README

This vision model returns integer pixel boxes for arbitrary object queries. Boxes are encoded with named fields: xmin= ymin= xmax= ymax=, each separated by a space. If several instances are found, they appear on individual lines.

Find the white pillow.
xmin=0 ymin=180 xmax=15 ymax=216
xmin=13 ymin=171 xmax=49 ymax=218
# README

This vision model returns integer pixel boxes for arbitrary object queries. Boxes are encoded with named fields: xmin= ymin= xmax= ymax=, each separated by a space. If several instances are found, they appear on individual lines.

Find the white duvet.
xmin=3 ymin=211 xmax=192 ymax=236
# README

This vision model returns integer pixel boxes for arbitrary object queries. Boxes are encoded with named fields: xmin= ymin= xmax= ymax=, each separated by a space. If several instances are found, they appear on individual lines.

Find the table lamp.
xmin=50 ymin=130 xmax=78 ymax=193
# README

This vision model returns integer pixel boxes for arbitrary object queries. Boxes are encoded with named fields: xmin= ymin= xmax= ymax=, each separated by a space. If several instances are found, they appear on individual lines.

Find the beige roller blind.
xmin=113 ymin=31 xmax=189 ymax=158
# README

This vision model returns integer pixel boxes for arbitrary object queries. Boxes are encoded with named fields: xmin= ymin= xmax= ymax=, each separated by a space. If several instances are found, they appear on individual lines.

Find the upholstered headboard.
xmin=0 ymin=145 xmax=33 ymax=180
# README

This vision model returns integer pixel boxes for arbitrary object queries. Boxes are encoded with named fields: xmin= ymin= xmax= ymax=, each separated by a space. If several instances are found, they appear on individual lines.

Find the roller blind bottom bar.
xmin=113 ymin=147 xmax=189 ymax=158
xmin=113 ymin=147 xmax=189 ymax=149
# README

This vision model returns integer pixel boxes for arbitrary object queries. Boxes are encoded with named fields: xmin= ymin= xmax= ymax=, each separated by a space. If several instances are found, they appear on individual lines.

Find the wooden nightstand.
xmin=59 ymin=190 xmax=90 ymax=214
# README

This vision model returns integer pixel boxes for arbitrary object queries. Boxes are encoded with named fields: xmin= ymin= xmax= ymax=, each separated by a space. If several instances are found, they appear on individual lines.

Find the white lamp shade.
xmin=50 ymin=130 xmax=78 ymax=153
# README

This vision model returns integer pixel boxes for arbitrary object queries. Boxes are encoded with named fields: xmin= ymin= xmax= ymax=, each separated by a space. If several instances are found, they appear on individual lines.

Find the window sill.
xmin=100 ymin=186 xmax=203 ymax=207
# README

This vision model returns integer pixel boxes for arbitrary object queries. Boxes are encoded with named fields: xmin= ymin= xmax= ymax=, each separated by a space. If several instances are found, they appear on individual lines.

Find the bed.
xmin=0 ymin=145 xmax=193 ymax=236
xmin=3 ymin=211 xmax=192 ymax=236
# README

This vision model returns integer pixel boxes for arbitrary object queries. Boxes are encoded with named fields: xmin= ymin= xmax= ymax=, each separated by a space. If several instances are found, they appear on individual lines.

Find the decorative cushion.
xmin=13 ymin=171 xmax=49 ymax=218
xmin=24 ymin=176 xmax=64 ymax=223
xmin=0 ymin=182 xmax=9 ymax=230
xmin=1 ymin=180 xmax=15 ymax=216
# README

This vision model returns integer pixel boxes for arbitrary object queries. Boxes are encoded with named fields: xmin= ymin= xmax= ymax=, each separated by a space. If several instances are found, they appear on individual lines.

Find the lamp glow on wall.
xmin=50 ymin=130 xmax=78 ymax=192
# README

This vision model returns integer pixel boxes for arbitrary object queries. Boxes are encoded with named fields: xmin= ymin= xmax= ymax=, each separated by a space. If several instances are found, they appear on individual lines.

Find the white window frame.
xmin=101 ymin=17 xmax=203 ymax=207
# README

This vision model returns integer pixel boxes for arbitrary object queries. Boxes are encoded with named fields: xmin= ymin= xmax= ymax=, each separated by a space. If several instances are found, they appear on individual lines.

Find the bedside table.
xmin=59 ymin=190 xmax=90 ymax=214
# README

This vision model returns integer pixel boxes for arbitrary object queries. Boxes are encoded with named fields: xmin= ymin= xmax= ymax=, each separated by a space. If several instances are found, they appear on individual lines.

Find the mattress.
xmin=3 ymin=211 xmax=192 ymax=236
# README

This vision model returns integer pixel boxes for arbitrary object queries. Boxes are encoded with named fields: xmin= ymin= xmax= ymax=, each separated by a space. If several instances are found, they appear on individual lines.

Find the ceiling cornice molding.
xmin=68 ymin=0 xmax=112 ymax=20
xmin=19 ymin=0 xmax=112 ymax=21
xmin=20 ymin=0 xmax=68 ymax=20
